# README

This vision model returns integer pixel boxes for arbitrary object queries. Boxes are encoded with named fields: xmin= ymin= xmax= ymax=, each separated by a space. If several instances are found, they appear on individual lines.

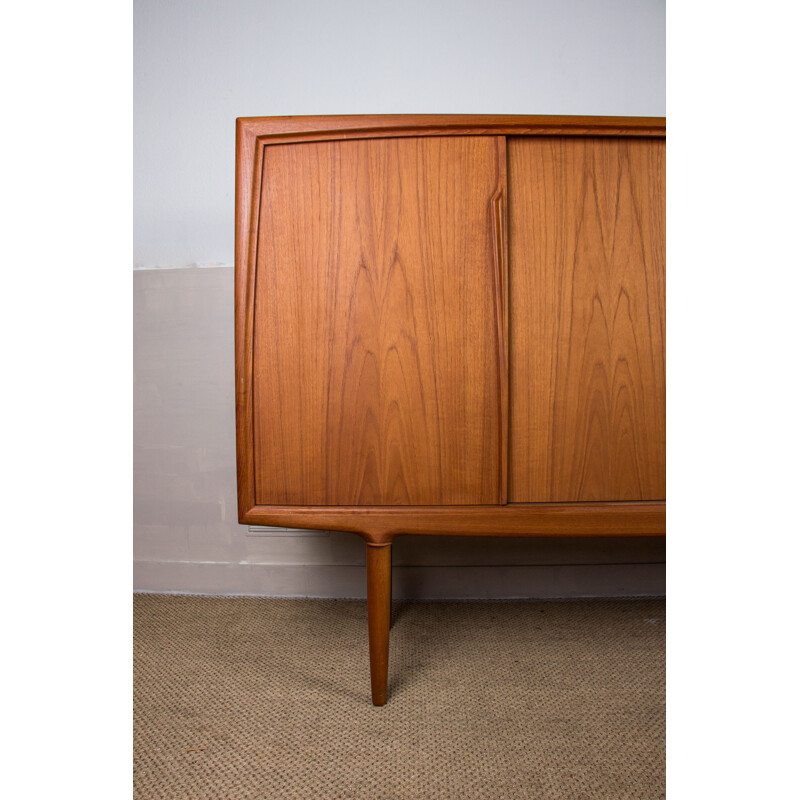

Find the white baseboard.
xmin=133 ymin=560 xmax=664 ymax=599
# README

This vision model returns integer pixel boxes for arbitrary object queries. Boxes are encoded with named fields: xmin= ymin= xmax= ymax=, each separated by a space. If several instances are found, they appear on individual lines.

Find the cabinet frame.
xmin=236 ymin=114 xmax=666 ymax=545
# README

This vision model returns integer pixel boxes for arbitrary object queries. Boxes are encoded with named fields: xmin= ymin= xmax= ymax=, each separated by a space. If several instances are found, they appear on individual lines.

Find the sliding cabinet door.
xmin=251 ymin=136 xmax=506 ymax=506
xmin=508 ymin=137 xmax=665 ymax=502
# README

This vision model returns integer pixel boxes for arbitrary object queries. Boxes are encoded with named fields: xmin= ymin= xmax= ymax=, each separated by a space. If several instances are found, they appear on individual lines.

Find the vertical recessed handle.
xmin=491 ymin=184 xmax=508 ymax=504
xmin=492 ymin=188 xmax=504 ymax=302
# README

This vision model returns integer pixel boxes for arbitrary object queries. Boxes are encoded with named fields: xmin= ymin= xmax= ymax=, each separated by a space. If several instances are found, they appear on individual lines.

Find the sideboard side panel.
xmin=508 ymin=136 xmax=666 ymax=502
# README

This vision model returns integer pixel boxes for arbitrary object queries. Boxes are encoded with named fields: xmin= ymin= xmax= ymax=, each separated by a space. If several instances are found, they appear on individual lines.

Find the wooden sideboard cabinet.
xmin=235 ymin=115 xmax=666 ymax=705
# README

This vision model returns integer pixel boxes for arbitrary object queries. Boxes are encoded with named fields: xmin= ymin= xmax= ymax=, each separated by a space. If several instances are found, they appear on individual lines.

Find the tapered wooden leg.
xmin=366 ymin=543 xmax=392 ymax=706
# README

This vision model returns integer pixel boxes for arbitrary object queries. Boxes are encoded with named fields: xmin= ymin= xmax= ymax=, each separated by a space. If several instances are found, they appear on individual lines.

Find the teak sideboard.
xmin=235 ymin=114 xmax=666 ymax=705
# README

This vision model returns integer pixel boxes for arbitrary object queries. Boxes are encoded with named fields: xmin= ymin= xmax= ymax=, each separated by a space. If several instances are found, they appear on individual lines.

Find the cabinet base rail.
xmin=239 ymin=502 xmax=666 ymax=545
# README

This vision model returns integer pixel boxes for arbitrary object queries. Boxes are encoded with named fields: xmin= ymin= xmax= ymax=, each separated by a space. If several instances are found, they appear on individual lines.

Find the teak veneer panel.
xmin=508 ymin=137 xmax=665 ymax=502
xmin=251 ymin=136 xmax=506 ymax=506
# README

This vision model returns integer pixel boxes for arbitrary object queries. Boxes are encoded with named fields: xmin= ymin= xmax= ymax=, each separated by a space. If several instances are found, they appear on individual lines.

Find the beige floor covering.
xmin=134 ymin=595 xmax=665 ymax=800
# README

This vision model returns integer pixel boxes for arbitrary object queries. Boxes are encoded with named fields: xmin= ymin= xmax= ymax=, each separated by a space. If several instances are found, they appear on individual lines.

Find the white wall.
xmin=134 ymin=0 xmax=665 ymax=267
xmin=133 ymin=0 xmax=666 ymax=597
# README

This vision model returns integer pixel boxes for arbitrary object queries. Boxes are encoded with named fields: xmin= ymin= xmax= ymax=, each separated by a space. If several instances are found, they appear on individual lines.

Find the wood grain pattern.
xmin=238 ymin=502 xmax=666 ymax=544
xmin=508 ymin=137 xmax=665 ymax=502
xmin=251 ymin=136 xmax=506 ymax=506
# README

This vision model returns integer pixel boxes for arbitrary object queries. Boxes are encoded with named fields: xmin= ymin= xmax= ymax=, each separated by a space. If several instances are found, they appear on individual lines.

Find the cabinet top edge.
xmin=236 ymin=114 xmax=666 ymax=142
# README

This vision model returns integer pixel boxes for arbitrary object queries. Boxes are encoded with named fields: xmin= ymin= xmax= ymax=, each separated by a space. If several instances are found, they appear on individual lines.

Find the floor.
xmin=134 ymin=595 xmax=665 ymax=800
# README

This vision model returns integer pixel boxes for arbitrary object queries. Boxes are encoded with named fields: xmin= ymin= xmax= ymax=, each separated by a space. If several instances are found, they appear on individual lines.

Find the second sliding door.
xmin=252 ymin=136 xmax=506 ymax=506
xmin=508 ymin=136 xmax=666 ymax=502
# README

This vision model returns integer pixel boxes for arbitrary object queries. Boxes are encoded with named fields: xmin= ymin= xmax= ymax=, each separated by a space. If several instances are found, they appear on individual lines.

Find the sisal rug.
xmin=134 ymin=595 xmax=665 ymax=799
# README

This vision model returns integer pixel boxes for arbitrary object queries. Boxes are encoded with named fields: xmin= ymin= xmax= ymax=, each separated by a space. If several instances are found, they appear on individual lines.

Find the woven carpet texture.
xmin=134 ymin=595 xmax=665 ymax=799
